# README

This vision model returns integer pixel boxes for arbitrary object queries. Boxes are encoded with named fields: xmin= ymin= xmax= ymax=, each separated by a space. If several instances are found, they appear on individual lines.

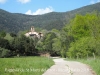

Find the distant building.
xmin=25 ymin=26 xmax=43 ymax=38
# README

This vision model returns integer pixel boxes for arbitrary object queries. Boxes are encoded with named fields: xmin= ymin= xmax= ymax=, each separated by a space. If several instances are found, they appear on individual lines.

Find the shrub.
xmin=0 ymin=47 xmax=11 ymax=58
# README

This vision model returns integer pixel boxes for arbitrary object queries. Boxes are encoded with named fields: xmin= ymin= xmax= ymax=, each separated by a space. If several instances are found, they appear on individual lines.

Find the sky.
xmin=0 ymin=0 xmax=100 ymax=15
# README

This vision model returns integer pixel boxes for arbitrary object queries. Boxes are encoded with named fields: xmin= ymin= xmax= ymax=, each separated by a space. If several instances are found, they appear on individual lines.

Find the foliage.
xmin=10 ymin=35 xmax=36 ymax=56
xmin=42 ymin=32 xmax=57 ymax=54
xmin=69 ymin=14 xmax=91 ymax=39
xmin=67 ymin=37 xmax=96 ymax=58
xmin=0 ymin=31 xmax=6 ymax=38
xmin=52 ymin=38 xmax=61 ymax=55
xmin=10 ymin=33 xmax=17 ymax=37
xmin=0 ymin=37 xmax=10 ymax=49
xmin=1 ymin=7 xmax=100 ymax=58
xmin=0 ymin=47 xmax=11 ymax=57
xmin=0 ymin=3 xmax=100 ymax=33
xmin=4 ymin=33 xmax=14 ymax=41
xmin=34 ymin=16 xmax=100 ymax=59
xmin=66 ymin=13 xmax=100 ymax=58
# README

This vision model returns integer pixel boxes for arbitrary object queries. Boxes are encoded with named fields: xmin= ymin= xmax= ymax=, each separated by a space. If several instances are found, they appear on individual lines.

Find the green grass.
xmin=65 ymin=57 xmax=100 ymax=75
xmin=0 ymin=57 xmax=54 ymax=75
xmin=78 ymin=58 xmax=100 ymax=75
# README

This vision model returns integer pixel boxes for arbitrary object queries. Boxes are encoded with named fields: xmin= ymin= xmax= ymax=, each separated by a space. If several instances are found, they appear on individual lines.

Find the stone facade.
xmin=25 ymin=26 xmax=43 ymax=38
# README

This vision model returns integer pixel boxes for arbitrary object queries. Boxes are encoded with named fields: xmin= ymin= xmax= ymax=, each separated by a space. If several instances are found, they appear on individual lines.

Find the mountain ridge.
xmin=0 ymin=2 xmax=100 ymax=33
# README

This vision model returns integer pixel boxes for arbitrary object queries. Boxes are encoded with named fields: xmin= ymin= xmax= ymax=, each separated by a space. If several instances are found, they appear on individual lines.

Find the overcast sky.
xmin=0 ymin=0 xmax=100 ymax=15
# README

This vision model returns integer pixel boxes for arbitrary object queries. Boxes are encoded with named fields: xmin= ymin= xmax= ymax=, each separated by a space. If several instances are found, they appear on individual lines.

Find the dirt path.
xmin=42 ymin=58 xmax=94 ymax=75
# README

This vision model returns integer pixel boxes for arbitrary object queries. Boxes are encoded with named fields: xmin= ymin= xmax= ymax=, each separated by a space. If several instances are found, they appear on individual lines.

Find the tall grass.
xmin=65 ymin=57 xmax=100 ymax=75
xmin=78 ymin=58 xmax=100 ymax=75
xmin=0 ymin=57 xmax=54 ymax=75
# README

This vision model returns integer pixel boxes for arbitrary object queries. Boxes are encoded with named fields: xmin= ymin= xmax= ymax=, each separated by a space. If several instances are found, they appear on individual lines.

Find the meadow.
xmin=0 ymin=57 xmax=54 ymax=75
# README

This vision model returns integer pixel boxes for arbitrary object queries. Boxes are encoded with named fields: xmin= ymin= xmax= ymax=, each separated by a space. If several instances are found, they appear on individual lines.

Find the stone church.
xmin=25 ymin=26 xmax=43 ymax=38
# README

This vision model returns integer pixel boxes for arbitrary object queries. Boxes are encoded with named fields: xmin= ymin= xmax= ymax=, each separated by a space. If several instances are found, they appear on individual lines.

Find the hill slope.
xmin=0 ymin=2 xmax=100 ymax=33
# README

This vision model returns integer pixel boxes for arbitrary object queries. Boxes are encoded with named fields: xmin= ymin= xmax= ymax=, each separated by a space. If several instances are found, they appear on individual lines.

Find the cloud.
xmin=90 ymin=0 xmax=95 ymax=4
xmin=97 ymin=0 xmax=100 ymax=2
xmin=0 ymin=0 xmax=7 ymax=4
xmin=25 ymin=10 xmax=32 ymax=15
xmin=90 ymin=0 xmax=100 ymax=4
xmin=17 ymin=0 xmax=31 ymax=4
xmin=25 ymin=7 xmax=54 ymax=15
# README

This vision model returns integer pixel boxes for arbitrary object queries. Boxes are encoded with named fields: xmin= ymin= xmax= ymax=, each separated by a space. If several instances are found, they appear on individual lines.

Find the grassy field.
xmin=65 ymin=57 xmax=100 ymax=75
xmin=0 ymin=57 xmax=54 ymax=75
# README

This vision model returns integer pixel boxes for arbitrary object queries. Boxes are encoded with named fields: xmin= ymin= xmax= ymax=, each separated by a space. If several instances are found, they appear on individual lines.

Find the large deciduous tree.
xmin=66 ymin=13 xmax=100 ymax=58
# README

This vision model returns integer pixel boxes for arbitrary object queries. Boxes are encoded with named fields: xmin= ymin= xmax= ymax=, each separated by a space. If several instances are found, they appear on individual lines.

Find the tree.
xmin=0 ymin=38 xmax=10 ymax=49
xmin=10 ymin=33 xmax=17 ymax=37
xmin=42 ymin=32 xmax=57 ymax=54
xmin=10 ymin=35 xmax=36 ymax=56
xmin=69 ymin=14 xmax=91 ymax=39
xmin=66 ymin=13 xmax=100 ymax=58
xmin=67 ymin=37 xmax=95 ymax=58
xmin=36 ymin=40 xmax=44 ymax=52
xmin=0 ymin=31 xmax=6 ymax=38
xmin=0 ymin=47 xmax=11 ymax=58
xmin=52 ymin=38 xmax=61 ymax=55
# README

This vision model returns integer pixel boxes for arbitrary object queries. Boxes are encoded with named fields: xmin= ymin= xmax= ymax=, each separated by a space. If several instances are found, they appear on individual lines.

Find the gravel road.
xmin=42 ymin=58 xmax=94 ymax=75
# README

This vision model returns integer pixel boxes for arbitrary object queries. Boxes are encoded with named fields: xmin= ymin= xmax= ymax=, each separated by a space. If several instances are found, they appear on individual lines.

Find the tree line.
xmin=0 ymin=12 xmax=100 ymax=58
xmin=0 ymin=32 xmax=37 ymax=57
xmin=36 ymin=12 xmax=100 ymax=58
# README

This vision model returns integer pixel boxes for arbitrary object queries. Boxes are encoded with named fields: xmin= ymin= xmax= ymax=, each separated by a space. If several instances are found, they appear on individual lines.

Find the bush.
xmin=67 ymin=37 xmax=97 ymax=58
xmin=0 ymin=47 xmax=11 ymax=58
xmin=0 ymin=37 xmax=10 ymax=49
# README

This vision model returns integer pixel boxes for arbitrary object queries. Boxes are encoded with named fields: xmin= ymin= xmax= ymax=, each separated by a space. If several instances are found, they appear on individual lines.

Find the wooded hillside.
xmin=0 ymin=2 xmax=100 ymax=33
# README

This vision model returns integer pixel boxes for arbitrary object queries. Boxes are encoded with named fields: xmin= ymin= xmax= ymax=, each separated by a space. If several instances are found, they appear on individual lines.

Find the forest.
xmin=0 ymin=12 xmax=100 ymax=58
xmin=0 ymin=2 xmax=100 ymax=33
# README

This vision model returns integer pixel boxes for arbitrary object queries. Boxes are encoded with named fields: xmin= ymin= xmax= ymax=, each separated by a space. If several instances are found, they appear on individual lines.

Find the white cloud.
xmin=25 ymin=7 xmax=54 ymax=15
xmin=97 ymin=0 xmax=100 ymax=2
xmin=25 ymin=10 xmax=32 ymax=15
xmin=17 ymin=0 xmax=31 ymax=4
xmin=0 ymin=0 xmax=7 ymax=4
xmin=90 ymin=0 xmax=95 ymax=4
xmin=90 ymin=0 xmax=100 ymax=4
